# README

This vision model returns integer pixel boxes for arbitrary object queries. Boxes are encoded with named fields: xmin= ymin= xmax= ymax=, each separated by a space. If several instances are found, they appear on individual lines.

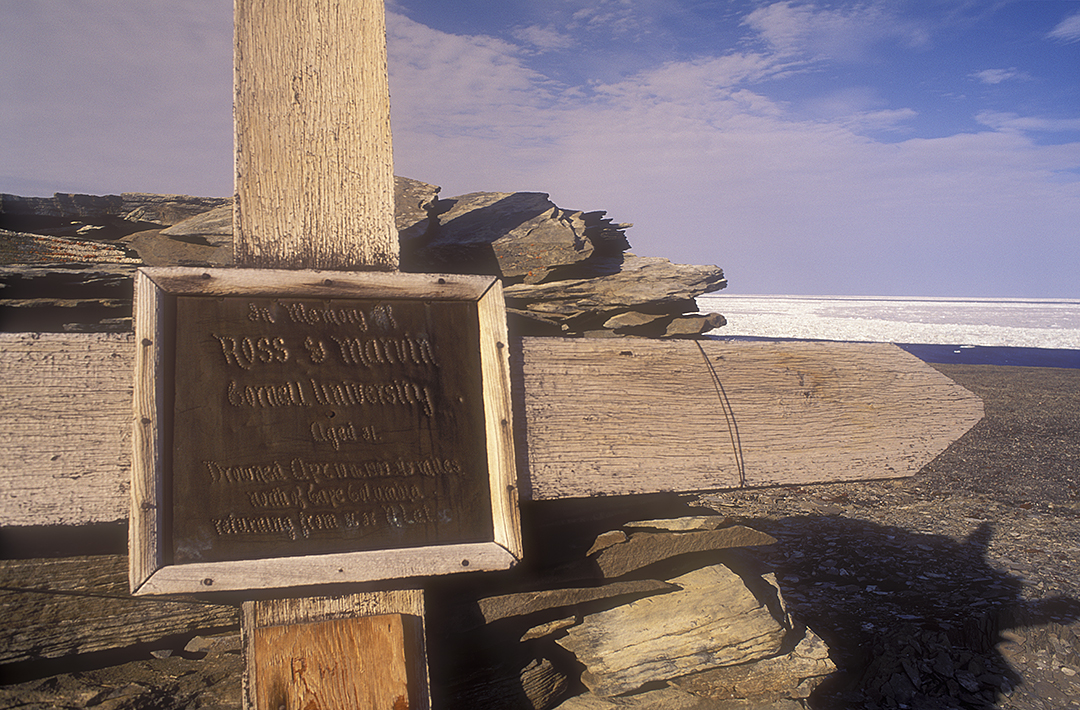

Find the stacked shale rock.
xmin=396 ymin=180 xmax=727 ymax=337
xmin=1 ymin=177 xmax=726 ymax=337
xmin=428 ymin=513 xmax=835 ymax=709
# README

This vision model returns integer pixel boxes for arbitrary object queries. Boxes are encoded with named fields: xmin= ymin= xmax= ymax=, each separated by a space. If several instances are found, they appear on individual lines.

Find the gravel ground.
xmin=700 ymin=363 xmax=1080 ymax=709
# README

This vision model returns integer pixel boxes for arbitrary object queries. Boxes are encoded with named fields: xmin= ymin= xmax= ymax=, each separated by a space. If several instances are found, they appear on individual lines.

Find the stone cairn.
xmin=1 ymin=176 xmax=728 ymax=338
xmin=429 ymin=509 xmax=835 ymax=709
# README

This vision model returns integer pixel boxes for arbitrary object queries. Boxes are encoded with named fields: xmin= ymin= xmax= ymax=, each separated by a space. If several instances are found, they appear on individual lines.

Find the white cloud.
xmin=387 ymin=12 xmax=558 ymax=139
xmin=797 ymin=86 xmax=916 ymax=132
xmin=569 ymin=0 xmax=647 ymax=37
xmin=971 ymin=68 xmax=1029 ymax=85
xmin=1048 ymin=12 xmax=1080 ymax=43
xmin=513 ymin=24 xmax=576 ymax=52
xmin=7 ymin=2 xmax=1072 ymax=296
xmin=976 ymin=112 xmax=1080 ymax=133
xmin=591 ymin=53 xmax=790 ymax=103
xmin=742 ymin=1 xmax=929 ymax=62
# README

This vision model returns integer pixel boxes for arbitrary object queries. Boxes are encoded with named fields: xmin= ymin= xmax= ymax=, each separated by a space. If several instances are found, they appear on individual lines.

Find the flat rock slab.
xmin=0 ymin=654 xmax=243 ymax=709
xmin=556 ymin=564 xmax=787 ymax=697
xmin=492 ymin=207 xmax=593 ymax=280
xmin=478 ymin=579 xmax=677 ymax=623
xmin=160 ymin=205 xmax=233 ymax=239
xmin=671 ymin=628 xmax=835 ymax=702
xmin=0 ymin=229 xmax=140 ymax=265
xmin=504 ymin=256 xmax=725 ymax=318
xmin=591 ymin=525 xmax=777 ymax=578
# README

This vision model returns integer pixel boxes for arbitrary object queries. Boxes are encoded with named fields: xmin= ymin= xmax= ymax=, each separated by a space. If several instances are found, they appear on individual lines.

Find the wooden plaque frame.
xmin=130 ymin=267 xmax=520 ymax=595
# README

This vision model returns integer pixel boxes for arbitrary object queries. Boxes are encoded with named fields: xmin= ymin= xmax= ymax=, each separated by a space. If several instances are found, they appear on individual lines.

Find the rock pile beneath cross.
xmin=432 ymin=514 xmax=835 ymax=709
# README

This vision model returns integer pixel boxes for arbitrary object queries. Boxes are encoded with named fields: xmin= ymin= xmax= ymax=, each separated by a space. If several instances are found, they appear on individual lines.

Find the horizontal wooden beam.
xmin=0 ymin=333 xmax=982 ymax=527
xmin=518 ymin=338 xmax=984 ymax=498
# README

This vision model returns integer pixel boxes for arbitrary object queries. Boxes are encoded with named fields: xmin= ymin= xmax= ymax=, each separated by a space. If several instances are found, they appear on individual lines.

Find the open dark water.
xmin=897 ymin=343 xmax=1080 ymax=369
xmin=711 ymin=335 xmax=1080 ymax=369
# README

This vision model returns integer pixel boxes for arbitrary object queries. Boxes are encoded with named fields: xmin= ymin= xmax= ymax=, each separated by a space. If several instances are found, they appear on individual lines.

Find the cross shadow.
xmin=747 ymin=515 xmax=1080 ymax=709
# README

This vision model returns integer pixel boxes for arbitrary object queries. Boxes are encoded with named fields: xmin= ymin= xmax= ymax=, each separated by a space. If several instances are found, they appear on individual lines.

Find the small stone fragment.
xmin=661 ymin=313 xmax=727 ymax=338
xmin=521 ymin=656 xmax=572 ymax=710
xmin=602 ymin=311 xmax=667 ymax=329
xmin=586 ymin=530 xmax=627 ymax=555
xmin=521 ymin=616 xmax=579 ymax=642
xmin=183 ymin=632 xmax=242 ymax=655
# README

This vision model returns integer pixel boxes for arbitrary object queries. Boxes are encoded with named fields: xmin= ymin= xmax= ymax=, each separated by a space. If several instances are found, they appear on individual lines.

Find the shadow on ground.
xmin=748 ymin=514 xmax=1080 ymax=709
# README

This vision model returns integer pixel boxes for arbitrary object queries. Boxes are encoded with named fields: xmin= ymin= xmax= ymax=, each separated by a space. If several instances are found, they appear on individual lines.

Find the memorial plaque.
xmin=130 ymin=268 xmax=521 ymax=595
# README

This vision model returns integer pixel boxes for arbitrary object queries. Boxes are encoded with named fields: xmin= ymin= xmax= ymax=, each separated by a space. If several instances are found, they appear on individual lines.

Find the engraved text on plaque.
xmin=169 ymin=295 xmax=492 ymax=564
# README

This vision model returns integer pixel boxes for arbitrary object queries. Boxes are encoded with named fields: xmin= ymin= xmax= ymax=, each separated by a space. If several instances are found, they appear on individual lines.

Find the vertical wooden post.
xmin=234 ymin=0 xmax=397 ymax=270
xmin=233 ymin=1 xmax=425 ymax=708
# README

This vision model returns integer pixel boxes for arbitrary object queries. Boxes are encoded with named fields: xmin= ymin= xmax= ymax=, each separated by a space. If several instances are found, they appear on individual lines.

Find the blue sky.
xmin=2 ymin=1 xmax=1079 ymax=297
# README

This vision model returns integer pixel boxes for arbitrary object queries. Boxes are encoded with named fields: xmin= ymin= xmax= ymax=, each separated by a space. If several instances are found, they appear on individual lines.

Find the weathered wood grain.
xmin=140 ymin=267 xmax=493 ymax=301
xmin=478 ymin=280 xmax=524 ymax=560
xmin=130 ymin=270 xmax=164 ymax=595
xmin=520 ymin=338 xmax=984 ymax=498
xmin=0 ymin=555 xmax=238 ymax=665
xmin=0 ymin=334 xmax=984 ymax=527
xmin=231 ymin=3 xmax=419 ymax=705
xmin=243 ymin=591 xmax=428 ymax=710
xmin=0 ymin=332 xmax=133 ymax=527
xmin=134 ymin=542 xmax=518 ymax=595
xmin=233 ymin=0 xmax=396 ymax=270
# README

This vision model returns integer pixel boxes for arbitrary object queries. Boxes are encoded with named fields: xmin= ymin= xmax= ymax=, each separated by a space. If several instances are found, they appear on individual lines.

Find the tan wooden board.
xmin=129 ymin=268 xmax=521 ymax=595
xmin=519 ymin=338 xmax=984 ymax=498
xmin=1 ymin=334 xmax=983 ymax=528
xmin=243 ymin=591 xmax=428 ymax=710
xmin=251 ymin=616 xmax=413 ymax=710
